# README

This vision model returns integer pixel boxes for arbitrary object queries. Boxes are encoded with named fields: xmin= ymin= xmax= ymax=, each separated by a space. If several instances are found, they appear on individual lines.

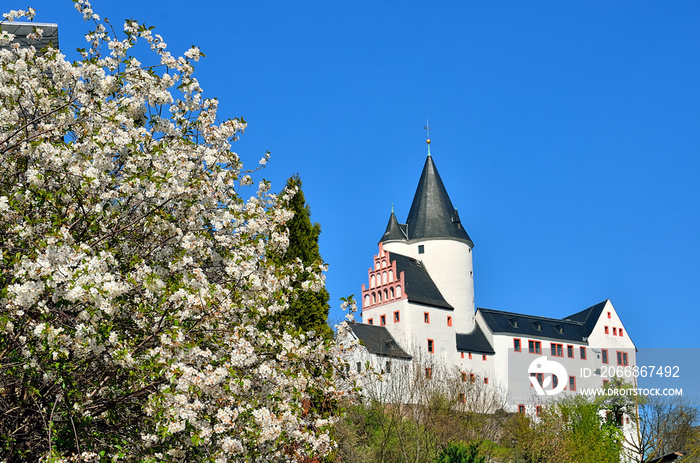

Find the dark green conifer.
xmin=276 ymin=174 xmax=332 ymax=339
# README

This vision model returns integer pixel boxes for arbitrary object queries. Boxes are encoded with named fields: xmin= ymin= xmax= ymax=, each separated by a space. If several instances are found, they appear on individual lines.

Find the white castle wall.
xmin=383 ymin=238 xmax=475 ymax=334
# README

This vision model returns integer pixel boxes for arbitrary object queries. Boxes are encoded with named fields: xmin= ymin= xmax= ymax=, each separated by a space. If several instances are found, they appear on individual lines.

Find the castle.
xmin=346 ymin=140 xmax=637 ymax=415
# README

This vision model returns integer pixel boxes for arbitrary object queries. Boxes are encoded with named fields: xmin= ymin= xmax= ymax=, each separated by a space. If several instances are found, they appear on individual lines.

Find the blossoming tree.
xmin=0 ymin=2 xmax=353 ymax=461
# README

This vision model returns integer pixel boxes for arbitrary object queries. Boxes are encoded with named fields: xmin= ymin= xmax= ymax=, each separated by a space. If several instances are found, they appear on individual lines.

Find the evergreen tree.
xmin=276 ymin=174 xmax=333 ymax=339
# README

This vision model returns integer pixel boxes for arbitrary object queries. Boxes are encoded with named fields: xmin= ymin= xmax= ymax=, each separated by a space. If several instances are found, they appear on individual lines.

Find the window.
xmin=580 ymin=346 xmax=587 ymax=360
xmin=458 ymin=393 xmax=465 ymax=403
xmin=617 ymin=351 xmax=628 ymax=366
xmin=393 ymin=311 xmax=400 ymax=322
xmin=356 ymin=362 xmax=361 ymax=373
xmin=613 ymin=327 xmax=617 ymax=336
xmin=427 ymin=339 xmax=434 ymax=353
xmin=514 ymin=338 xmax=522 ymax=352
xmin=551 ymin=343 xmax=563 ymax=357
xmin=372 ymin=293 xmax=376 ymax=304
xmin=425 ymin=367 xmax=432 ymax=379
xmin=468 ymin=353 xmax=472 ymax=360
xmin=461 ymin=352 xmax=464 ymax=359
xmin=424 ymin=312 xmax=430 ymax=323
xmin=482 ymin=355 xmax=487 ymax=361
xmin=388 ymin=270 xmax=393 ymax=282
xmin=604 ymin=326 xmax=609 ymax=334
xmin=484 ymin=377 xmax=489 ymax=384
xmin=364 ymin=295 xmax=370 ymax=307
xmin=470 ymin=373 xmax=475 ymax=383
xmin=368 ymin=318 xmax=373 ymax=325
xmin=461 ymin=372 xmax=467 ymax=382
xmin=396 ymin=286 xmax=402 ymax=297
xmin=569 ymin=376 xmax=576 ymax=391
xmin=386 ymin=361 xmax=392 ymax=374
xmin=418 ymin=245 xmax=425 ymax=254
xmin=567 ymin=345 xmax=574 ymax=358
xmin=536 ymin=406 xmax=542 ymax=417
xmin=607 ymin=311 xmax=611 ymax=319
xmin=619 ymin=328 xmax=624 ymax=337
xmin=370 ymin=275 xmax=375 ymax=288
xmin=380 ymin=315 xmax=386 ymax=326
xmin=518 ymin=404 xmax=525 ymax=414
xmin=382 ymin=272 xmax=387 ymax=284
xmin=552 ymin=375 xmax=558 ymax=389
xmin=602 ymin=349 xmax=609 ymax=364
xmin=528 ymin=340 xmax=541 ymax=354
xmin=390 ymin=288 xmax=394 ymax=298
xmin=447 ymin=316 xmax=452 ymax=327
xmin=603 ymin=379 xmax=609 ymax=387
xmin=530 ymin=372 xmax=544 ymax=386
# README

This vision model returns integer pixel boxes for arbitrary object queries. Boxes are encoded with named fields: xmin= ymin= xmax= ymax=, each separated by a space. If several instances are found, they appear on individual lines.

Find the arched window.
xmin=382 ymin=272 xmax=387 ymax=285
xmin=370 ymin=275 xmax=375 ymax=288
xmin=396 ymin=286 xmax=402 ymax=297
xmin=375 ymin=262 xmax=380 ymax=270
xmin=379 ymin=292 xmax=383 ymax=302
xmin=384 ymin=289 xmax=388 ymax=300
xmin=388 ymin=270 xmax=393 ymax=282
xmin=364 ymin=295 xmax=370 ymax=307
xmin=382 ymin=260 xmax=387 ymax=268
xmin=390 ymin=288 xmax=395 ymax=298
xmin=372 ymin=293 xmax=376 ymax=304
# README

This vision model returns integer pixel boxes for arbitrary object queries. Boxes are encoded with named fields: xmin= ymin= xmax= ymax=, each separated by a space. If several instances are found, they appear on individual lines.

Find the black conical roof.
xmin=380 ymin=211 xmax=408 ymax=243
xmin=405 ymin=156 xmax=473 ymax=246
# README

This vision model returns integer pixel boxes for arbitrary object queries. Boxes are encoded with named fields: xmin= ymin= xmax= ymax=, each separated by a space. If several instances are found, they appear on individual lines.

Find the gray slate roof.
xmin=381 ymin=211 xmax=408 ymax=242
xmin=391 ymin=253 xmax=453 ymax=310
xmin=348 ymin=323 xmax=412 ymax=359
xmin=456 ymin=322 xmax=495 ymax=355
xmin=0 ymin=22 xmax=59 ymax=53
xmin=380 ymin=155 xmax=473 ymax=247
xmin=478 ymin=300 xmax=609 ymax=343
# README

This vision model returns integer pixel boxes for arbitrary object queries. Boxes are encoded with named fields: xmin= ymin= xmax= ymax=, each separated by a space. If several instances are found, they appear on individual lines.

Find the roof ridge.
xmin=478 ymin=307 xmax=585 ymax=325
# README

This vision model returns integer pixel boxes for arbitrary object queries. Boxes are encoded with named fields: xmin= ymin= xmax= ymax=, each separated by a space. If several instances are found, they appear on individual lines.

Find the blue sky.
xmin=20 ymin=1 xmax=700 ymax=348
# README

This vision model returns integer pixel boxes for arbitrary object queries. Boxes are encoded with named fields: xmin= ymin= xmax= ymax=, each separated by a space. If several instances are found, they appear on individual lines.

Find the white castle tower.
xmin=360 ymin=139 xmax=476 ymax=361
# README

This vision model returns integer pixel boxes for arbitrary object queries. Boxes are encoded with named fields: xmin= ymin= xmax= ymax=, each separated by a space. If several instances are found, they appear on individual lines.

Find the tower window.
xmin=418 ymin=245 xmax=424 ymax=254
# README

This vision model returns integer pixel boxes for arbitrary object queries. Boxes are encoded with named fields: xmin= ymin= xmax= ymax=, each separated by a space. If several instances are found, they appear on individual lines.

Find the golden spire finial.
xmin=424 ymin=119 xmax=432 ymax=156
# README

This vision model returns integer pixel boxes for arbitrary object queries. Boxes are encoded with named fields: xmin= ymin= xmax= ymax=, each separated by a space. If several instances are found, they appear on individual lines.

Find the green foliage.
xmin=508 ymin=396 xmax=622 ymax=463
xmin=274 ymin=174 xmax=332 ymax=339
xmin=434 ymin=442 xmax=485 ymax=463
